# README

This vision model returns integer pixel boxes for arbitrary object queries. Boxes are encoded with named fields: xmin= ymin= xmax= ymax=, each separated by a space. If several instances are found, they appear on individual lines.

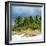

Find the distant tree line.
xmin=12 ymin=15 xmax=41 ymax=32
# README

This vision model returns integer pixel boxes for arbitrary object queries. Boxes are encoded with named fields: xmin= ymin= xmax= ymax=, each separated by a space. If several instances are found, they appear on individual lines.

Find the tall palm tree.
xmin=29 ymin=16 xmax=33 ymax=23
xmin=15 ymin=16 xmax=22 ymax=27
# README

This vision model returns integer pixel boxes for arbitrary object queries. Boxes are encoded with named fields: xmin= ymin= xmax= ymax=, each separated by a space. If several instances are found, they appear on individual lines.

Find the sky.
xmin=11 ymin=6 xmax=41 ymax=25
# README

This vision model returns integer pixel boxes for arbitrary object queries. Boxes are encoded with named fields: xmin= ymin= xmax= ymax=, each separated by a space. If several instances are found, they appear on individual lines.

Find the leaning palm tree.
xmin=13 ymin=16 xmax=22 ymax=32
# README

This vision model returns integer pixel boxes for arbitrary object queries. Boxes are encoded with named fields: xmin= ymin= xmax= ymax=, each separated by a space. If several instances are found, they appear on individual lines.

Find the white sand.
xmin=9 ymin=33 xmax=44 ymax=43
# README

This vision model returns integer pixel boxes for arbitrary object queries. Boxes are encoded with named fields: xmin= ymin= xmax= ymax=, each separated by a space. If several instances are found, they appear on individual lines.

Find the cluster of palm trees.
xmin=12 ymin=15 xmax=41 ymax=32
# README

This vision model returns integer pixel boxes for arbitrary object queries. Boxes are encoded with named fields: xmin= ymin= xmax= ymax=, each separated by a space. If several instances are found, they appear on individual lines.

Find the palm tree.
xmin=15 ymin=16 xmax=22 ymax=27
xmin=28 ymin=16 xmax=33 ymax=28
xmin=29 ymin=16 xmax=34 ymax=23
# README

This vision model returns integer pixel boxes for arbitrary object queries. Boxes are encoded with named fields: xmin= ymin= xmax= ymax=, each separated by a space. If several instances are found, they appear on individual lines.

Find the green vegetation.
xmin=12 ymin=15 xmax=41 ymax=37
